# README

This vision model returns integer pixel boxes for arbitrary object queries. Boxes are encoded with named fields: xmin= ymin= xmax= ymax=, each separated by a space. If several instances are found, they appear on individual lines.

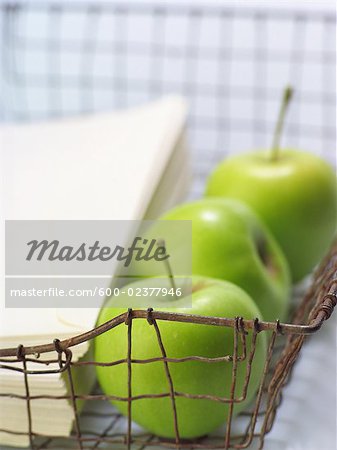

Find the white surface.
xmin=5 ymin=0 xmax=335 ymax=9
xmin=265 ymin=312 xmax=337 ymax=450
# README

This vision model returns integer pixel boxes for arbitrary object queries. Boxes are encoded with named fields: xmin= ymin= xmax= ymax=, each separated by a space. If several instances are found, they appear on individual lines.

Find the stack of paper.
xmin=0 ymin=337 xmax=94 ymax=447
xmin=0 ymin=96 xmax=189 ymax=447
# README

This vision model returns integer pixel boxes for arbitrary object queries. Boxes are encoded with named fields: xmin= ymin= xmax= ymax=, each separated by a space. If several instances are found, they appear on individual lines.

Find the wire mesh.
xmin=0 ymin=238 xmax=337 ymax=449
xmin=0 ymin=2 xmax=336 ymax=197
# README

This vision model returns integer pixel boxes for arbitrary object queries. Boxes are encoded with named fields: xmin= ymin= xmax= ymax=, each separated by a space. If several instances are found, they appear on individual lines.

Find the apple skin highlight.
xmin=205 ymin=149 xmax=337 ymax=282
xmin=95 ymin=276 xmax=267 ymax=439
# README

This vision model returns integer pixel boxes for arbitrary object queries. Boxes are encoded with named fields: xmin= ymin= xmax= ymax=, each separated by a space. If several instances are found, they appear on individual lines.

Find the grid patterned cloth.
xmin=0 ymin=2 xmax=336 ymax=198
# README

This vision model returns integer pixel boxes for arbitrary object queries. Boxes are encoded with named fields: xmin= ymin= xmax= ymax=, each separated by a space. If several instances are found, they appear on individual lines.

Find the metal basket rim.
xmin=0 ymin=275 xmax=336 ymax=358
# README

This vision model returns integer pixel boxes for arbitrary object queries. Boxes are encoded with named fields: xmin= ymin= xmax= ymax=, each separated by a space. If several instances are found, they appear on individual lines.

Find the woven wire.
xmin=0 ymin=2 xmax=336 ymax=198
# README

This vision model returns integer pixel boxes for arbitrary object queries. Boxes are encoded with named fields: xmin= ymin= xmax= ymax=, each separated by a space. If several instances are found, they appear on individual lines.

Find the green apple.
xmin=205 ymin=87 xmax=337 ymax=282
xmin=95 ymin=276 xmax=267 ymax=439
xmin=142 ymin=198 xmax=290 ymax=322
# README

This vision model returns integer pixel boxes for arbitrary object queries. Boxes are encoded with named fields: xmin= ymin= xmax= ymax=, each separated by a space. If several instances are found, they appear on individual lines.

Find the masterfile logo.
xmin=26 ymin=237 xmax=170 ymax=267
xmin=5 ymin=220 xmax=192 ymax=308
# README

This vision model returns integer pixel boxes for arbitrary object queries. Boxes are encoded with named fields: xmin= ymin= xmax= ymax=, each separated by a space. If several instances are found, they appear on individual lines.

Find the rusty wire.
xmin=0 ymin=240 xmax=336 ymax=449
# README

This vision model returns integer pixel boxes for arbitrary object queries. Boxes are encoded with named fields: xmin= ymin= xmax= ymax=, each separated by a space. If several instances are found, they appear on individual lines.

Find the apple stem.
xmin=270 ymin=86 xmax=293 ymax=162
xmin=156 ymin=239 xmax=178 ymax=299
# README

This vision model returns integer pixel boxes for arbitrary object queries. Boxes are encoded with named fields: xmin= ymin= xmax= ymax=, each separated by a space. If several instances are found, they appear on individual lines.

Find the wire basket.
xmin=0 ymin=2 xmax=336 ymax=449
xmin=0 ymin=239 xmax=336 ymax=450
xmin=0 ymin=2 xmax=336 ymax=196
